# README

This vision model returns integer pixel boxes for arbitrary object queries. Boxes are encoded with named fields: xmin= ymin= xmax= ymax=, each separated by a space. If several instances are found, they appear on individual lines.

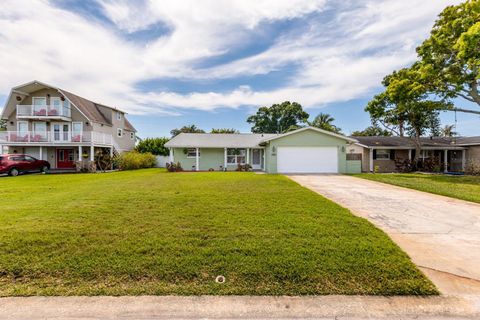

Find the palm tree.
xmin=310 ymin=113 xmax=342 ymax=133
xmin=440 ymin=124 xmax=457 ymax=137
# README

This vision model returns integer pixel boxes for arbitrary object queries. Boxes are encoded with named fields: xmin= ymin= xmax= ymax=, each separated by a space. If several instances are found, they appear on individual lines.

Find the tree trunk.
xmin=412 ymin=129 xmax=422 ymax=170
xmin=399 ymin=122 xmax=405 ymax=137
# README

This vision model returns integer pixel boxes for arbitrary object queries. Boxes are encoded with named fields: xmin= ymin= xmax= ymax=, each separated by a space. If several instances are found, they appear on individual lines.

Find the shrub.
xmin=166 ymin=162 xmax=183 ymax=172
xmin=466 ymin=160 xmax=480 ymax=175
xmin=135 ymin=137 xmax=169 ymax=156
xmin=236 ymin=164 xmax=252 ymax=172
xmin=115 ymin=151 xmax=156 ymax=170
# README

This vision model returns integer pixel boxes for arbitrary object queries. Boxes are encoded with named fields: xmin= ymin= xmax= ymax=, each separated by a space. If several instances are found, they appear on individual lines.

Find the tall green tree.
xmin=135 ymin=137 xmax=170 ymax=156
xmin=351 ymin=125 xmax=393 ymax=137
xmin=247 ymin=101 xmax=309 ymax=133
xmin=0 ymin=119 xmax=6 ymax=131
xmin=366 ymin=68 xmax=448 ymax=163
xmin=170 ymin=125 xmax=205 ymax=137
xmin=416 ymin=0 xmax=480 ymax=112
xmin=309 ymin=113 xmax=342 ymax=133
xmin=210 ymin=128 xmax=239 ymax=133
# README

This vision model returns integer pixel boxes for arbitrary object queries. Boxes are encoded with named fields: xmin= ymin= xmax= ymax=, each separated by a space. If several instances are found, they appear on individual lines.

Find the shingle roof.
xmin=59 ymin=88 xmax=137 ymax=132
xmin=59 ymin=89 xmax=113 ymax=126
xmin=455 ymin=136 xmax=480 ymax=146
xmin=165 ymin=133 xmax=279 ymax=148
xmin=124 ymin=118 xmax=136 ymax=132
xmin=352 ymin=136 xmax=480 ymax=148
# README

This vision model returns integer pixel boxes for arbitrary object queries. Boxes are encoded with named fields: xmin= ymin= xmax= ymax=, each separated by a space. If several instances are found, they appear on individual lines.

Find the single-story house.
xmin=349 ymin=136 xmax=480 ymax=173
xmin=165 ymin=126 xmax=480 ymax=174
xmin=164 ymin=127 xmax=362 ymax=173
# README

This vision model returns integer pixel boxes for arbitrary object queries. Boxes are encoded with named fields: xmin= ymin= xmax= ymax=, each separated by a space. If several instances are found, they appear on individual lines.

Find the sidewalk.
xmin=0 ymin=295 xmax=479 ymax=319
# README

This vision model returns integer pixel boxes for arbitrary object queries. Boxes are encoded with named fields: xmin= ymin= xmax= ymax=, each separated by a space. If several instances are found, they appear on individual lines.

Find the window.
xmin=24 ymin=156 xmax=36 ymax=162
xmin=227 ymin=148 xmax=246 ymax=164
xmin=186 ymin=148 xmax=200 ymax=158
xmin=375 ymin=149 xmax=390 ymax=160
xmin=17 ymin=121 xmax=28 ymax=135
xmin=130 ymin=132 xmax=135 ymax=140
xmin=116 ymin=112 xmax=122 ymax=120
xmin=72 ymin=122 xmax=83 ymax=142
xmin=33 ymin=122 xmax=47 ymax=140
xmin=117 ymin=128 xmax=123 ymax=137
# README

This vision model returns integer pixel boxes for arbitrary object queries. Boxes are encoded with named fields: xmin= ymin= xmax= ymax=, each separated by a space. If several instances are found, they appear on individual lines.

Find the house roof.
xmin=59 ymin=89 xmax=113 ymax=127
xmin=1 ymin=80 xmax=136 ymax=131
xmin=262 ymin=126 xmax=358 ymax=143
xmin=352 ymin=136 xmax=480 ymax=148
xmin=165 ymin=133 xmax=279 ymax=148
xmin=165 ymin=127 xmax=358 ymax=148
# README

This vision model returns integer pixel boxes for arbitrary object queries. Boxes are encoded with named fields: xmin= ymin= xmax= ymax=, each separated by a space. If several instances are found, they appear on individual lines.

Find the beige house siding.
xmin=466 ymin=146 xmax=480 ymax=162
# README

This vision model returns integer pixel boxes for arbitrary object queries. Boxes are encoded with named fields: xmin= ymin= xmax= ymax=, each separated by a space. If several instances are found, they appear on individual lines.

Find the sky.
xmin=0 ymin=0 xmax=478 ymax=138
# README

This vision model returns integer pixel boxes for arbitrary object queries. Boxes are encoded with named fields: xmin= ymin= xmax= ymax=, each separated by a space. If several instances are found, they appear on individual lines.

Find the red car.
xmin=0 ymin=154 xmax=51 ymax=176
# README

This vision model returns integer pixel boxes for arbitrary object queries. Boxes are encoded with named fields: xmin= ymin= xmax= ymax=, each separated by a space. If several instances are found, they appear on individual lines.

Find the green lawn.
xmin=0 ymin=169 xmax=436 ymax=296
xmin=353 ymin=173 xmax=480 ymax=203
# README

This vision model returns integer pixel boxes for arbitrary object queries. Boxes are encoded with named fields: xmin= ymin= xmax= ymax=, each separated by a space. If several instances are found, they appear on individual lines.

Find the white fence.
xmin=155 ymin=156 xmax=169 ymax=168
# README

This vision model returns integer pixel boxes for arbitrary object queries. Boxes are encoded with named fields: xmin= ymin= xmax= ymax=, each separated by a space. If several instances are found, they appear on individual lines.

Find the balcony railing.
xmin=0 ymin=131 xmax=112 ymax=145
xmin=17 ymin=104 xmax=71 ymax=118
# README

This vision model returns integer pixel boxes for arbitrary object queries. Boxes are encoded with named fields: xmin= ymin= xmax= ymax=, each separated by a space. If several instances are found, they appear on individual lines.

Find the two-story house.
xmin=0 ymin=81 xmax=136 ymax=169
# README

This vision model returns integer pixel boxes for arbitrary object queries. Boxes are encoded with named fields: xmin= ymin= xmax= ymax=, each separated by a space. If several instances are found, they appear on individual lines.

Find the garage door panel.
xmin=277 ymin=147 xmax=338 ymax=173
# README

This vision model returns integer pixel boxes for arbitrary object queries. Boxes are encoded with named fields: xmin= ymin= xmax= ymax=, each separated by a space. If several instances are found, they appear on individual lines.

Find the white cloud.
xmin=0 ymin=0 xmax=462 ymax=115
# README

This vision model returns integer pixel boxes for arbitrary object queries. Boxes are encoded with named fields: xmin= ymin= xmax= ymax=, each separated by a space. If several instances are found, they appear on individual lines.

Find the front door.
xmin=252 ymin=149 xmax=262 ymax=170
xmin=57 ymin=149 xmax=75 ymax=168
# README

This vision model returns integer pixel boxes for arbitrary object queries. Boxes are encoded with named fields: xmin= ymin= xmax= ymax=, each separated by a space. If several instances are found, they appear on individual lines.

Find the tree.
xmin=135 ymin=137 xmax=170 ymax=156
xmin=247 ymin=101 xmax=309 ymax=133
xmin=440 ymin=124 xmax=457 ymax=137
xmin=351 ymin=126 xmax=393 ymax=136
xmin=309 ymin=113 xmax=342 ymax=133
xmin=170 ymin=125 xmax=205 ymax=137
xmin=0 ymin=119 xmax=6 ymax=131
xmin=366 ymin=67 xmax=448 ymax=164
xmin=210 ymin=128 xmax=239 ymax=133
xmin=416 ymin=1 xmax=480 ymax=111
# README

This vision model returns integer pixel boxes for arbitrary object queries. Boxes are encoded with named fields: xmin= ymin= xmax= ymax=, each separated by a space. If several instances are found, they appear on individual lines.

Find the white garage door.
xmin=277 ymin=147 xmax=338 ymax=173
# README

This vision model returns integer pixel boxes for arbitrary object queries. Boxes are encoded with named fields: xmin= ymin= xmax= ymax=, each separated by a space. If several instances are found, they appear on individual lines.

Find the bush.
xmin=115 ymin=151 xmax=157 ymax=170
xmin=236 ymin=164 xmax=252 ymax=172
xmin=466 ymin=160 xmax=480 ymax=175
xmin=166 ymin=162 xmax=183 ymax=172
xmin=135 ymin=137 xmax=169 ymax=156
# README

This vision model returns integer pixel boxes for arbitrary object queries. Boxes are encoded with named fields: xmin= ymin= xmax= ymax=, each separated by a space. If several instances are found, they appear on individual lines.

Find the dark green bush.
xmin=115 ymin=151 xmax=157 ymax=170
xmin=135 ymin=137 xmax=169 ymax=156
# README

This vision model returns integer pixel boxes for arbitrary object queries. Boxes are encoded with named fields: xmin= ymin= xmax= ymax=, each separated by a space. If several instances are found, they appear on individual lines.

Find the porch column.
xmin=90 ymin=145 xmax=94 ymax=162
xmin=263 ymin=149 xmax=266 ymax=170
xmin=169 ymin=148 xmax=173 ymax=162
xmin=224 ymin=148 xmax=227 ymax=171
xmin=78 ymin=146 xmax=82 ymax=161
xmin=0 ymin=145 xmax=3 ymax=155
xmin=369 ymin=148 xmax=374 ymax=172
xmin=408 ymin=149 xmax=412 ymax=160
xmin=39 ymin=146 xmax=43 ymax=160
xmin=195 ymin=147 xmax=199 ymax=171
xmin=443 ymin=150 xmax=448 ymax=173
xmin=246 ymin=148 xmax=250 ymax=165
xmin=110 ymin=147 xmax=113 ymax=157
xmin=462 ymin=149 xmax=466 ymax=172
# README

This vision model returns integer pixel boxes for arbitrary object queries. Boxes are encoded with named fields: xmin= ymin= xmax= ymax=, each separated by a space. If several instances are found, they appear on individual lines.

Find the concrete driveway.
xmin=288 ymin=174 xmax=480 ymax=294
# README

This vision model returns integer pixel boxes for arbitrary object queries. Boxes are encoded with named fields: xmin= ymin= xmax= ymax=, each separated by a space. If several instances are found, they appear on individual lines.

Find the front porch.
xmin=168 ymin=147 xmax=266 ymax=171
xmin=368 ymin=147 xmax=468 ymax=173
xmin=2 ymin=145 xmax=113 ymax=170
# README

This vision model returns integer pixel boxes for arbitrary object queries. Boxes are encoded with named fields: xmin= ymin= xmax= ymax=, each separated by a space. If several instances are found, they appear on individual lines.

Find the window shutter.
xmin=373 ymin=149 xmax=377 ymax=160
xmin=390 ymin=150 xmax=395 ymax=159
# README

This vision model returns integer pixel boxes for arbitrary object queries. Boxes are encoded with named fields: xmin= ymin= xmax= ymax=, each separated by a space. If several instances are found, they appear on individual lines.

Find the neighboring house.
xmin=0 ymin=81 xmax=136 ymax=169
xmin=164 ymin=126 xmax=361 ymax=173
xmin=351 ymin=136 xmax=480 ymax=173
